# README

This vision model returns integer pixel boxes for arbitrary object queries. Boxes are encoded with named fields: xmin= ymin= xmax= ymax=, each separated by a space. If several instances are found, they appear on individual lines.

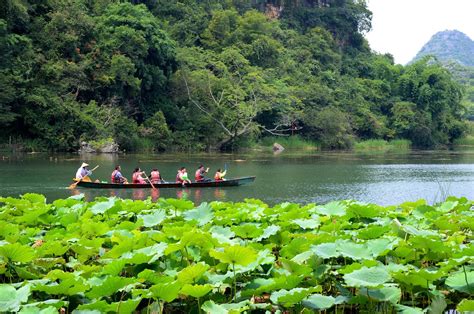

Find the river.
xmin=0 ymin=149 xmax=473 ymax=205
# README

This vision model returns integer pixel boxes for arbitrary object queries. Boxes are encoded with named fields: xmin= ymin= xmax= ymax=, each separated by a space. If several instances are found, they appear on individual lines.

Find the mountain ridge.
xmin=411 ymin=30 xmax=474 ymax=66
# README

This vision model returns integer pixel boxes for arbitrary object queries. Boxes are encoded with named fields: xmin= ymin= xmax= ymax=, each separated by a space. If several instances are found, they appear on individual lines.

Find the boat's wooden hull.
xmin=74 ymin=176 xmax=256 ymax=189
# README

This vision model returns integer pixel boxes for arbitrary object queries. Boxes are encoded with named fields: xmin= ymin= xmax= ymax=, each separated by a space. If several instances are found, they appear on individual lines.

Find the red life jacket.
xmin=176 ymin=171 xmax=183 ymax=183
xmin=111 ymin=170 xmax=119 ymax=183
xmin=132 ymin=172 xmax=144 ymax=184
xmin=195 ymin=169 xmax=203 ymax=181
xmin=214 ymin=172 xmax=222 ymax=181
xmin=151 ymin=170 xmax=160 ymax=183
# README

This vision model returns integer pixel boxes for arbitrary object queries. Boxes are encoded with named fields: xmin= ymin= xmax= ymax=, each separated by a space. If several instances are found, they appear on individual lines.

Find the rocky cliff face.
xmin=412 ymin=30 xmax=474 ymax=66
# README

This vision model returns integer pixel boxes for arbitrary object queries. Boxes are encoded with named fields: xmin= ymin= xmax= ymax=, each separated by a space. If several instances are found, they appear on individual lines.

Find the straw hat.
xmin=81 ymin=162 xmax=89 ymax=168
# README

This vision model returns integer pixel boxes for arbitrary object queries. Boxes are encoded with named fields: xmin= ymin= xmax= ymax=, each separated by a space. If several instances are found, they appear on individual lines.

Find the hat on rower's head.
xmin=81 ymin=162 xmax=89 ymax=168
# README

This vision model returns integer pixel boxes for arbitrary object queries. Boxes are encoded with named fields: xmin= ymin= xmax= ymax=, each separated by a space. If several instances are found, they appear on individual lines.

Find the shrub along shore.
xmin=0 ymin=194 xmax=472 ymax=313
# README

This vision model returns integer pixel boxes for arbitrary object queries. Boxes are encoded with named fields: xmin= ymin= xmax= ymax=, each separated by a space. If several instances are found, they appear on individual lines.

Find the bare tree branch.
xmin=183 ymin=74 xmax=233 ymax=137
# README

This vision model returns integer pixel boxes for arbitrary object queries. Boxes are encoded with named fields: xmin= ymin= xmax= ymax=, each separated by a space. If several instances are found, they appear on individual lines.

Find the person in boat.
xmin=75 ymin=162 xmax=92 ymax=181
xmin=150 ymin=168 xmax=164 ymax=184
xmin=214 ymin=168 xmax=227 ymax=181
xmin=132 ymin=167 xmax=147 ymax=184
xmin=195 ymin=165 xmax=211 ymax=182
xmin=111 ymin=165 xmax=128 ymax=184
xmin=176 ymin=167 xmax=191 ymax=185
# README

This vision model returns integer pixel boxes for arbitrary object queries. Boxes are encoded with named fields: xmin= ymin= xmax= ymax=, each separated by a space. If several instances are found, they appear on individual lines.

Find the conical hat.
xmin=81 ymin=162 xmax=89 ymax=168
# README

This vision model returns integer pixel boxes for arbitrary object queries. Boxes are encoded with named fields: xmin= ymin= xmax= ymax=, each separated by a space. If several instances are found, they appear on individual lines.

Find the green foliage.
xmin=0 ymin=194 xmax=472 ymax=312
xmin=0 ymin=0 xmax=468 ymax=151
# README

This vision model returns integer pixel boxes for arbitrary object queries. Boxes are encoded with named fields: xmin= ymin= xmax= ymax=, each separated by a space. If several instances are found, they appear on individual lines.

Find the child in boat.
xmin=132 ymin=168 xmax=146 ymax=184
xmin=176 ymin=167 xmax=192 ymax=184
xmin=214 ymin=168 xmax=226 ymax=181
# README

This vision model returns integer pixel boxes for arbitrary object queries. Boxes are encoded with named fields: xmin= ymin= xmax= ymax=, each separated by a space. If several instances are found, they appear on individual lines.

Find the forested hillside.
xmin=0 ymin=0 xmax=468 ymax=151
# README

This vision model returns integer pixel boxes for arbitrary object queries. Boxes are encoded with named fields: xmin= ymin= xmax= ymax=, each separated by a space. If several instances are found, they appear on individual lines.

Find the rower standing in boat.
xmin=132 ymin=168 xmax=147 ymax=184
xmin=111 ymin=165 xmax=128 ymax=184
xmin=75 ymin=163 xmax=92 ymax=182
xmin=214 ymin=168 xmax=227 ymax=181
xmin=176 ymin=167 xmax=192 ymax=185
xmin=150 ymin=168 xmax=164 ymax=184
xmin=195 ymin=165 xmax=211 ymax=182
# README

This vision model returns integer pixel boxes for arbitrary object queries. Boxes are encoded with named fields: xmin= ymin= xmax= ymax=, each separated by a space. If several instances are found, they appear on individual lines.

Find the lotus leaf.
xmin=0 ymin=284 xmax=30 ymax=312
xmin=457 ymin=299 xmax=474 ymax=312
xmin=270 ymin=288 xmax=311 ymax=307
xmin=150 ymin=281 xmax=182 ymax=302
xmin=180 ymin=283 xmax=213 ymax=298
xmin=0 ymin=243 xmax=35 ymax=263
xmin=210 ymin=245 xmax=257 ymax=266
xmin=138 ymin=210 xmax=166 ymax=227
xmin=302 ymin=294 xmax=335 ymax=310
xmin=177 ymin=262 xmax=209 ymax=284
xmin=184 ymin=203 xmax=214 ymax=226
xmin=344 ymin=267 xmax=391 ymax=287
xmin=445 ymin=270 xmax=474 ymax=294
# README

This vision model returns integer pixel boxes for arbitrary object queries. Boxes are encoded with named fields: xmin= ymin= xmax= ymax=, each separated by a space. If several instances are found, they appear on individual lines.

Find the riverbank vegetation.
xmin=0 ymin=194 xmax=472 ymax=313
xmin=354 ymin=139 xmax=411 ymax=151
xmin=0 ymin=1 xmax=469 ymax=152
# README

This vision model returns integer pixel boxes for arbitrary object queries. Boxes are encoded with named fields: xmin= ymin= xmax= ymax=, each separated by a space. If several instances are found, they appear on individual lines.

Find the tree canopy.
xmin=0 ymin=0 xmax=468 ymax=151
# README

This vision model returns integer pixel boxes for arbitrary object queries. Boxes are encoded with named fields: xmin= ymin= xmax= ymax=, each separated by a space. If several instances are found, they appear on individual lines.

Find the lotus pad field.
xmin=0 ymin=194 xmax=473 ymax=313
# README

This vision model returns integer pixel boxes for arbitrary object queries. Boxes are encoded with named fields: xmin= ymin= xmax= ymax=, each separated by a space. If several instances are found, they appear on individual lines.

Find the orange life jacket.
xmin=214 ymin=172 xmax=223 ymax=181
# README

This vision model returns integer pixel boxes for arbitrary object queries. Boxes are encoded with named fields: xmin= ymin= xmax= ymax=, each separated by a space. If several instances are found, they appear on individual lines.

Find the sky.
xmin=365 ymin=0 xmax=474 ymax=65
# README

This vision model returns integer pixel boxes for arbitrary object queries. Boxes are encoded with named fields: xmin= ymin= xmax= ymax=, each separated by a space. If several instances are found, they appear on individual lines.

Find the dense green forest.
xmin=0 ymin=0 xmax=469 ymax=151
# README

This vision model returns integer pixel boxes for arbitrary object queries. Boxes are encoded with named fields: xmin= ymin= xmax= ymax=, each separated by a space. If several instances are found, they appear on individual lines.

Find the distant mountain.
xmin=411 ymin=30 xmax=474 ymax=66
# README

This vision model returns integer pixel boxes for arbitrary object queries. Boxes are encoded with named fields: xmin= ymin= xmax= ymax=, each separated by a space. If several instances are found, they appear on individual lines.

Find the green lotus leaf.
xmin=138 ymin=270 xmax=173 ymax=285
xmin=131 ymin=243 xmax=168 ymax=263
xmin=255 ymin=225 xmax=280 ymax=241
xmin=302 ymin=294 xmax=335 ymax=310
xmin=364 ymin=286 xmax=401 ymax=304
xmin=108 ymin=298 xmax=142 ymax=314
xmin=366 ymin=238 xmax=397 ymax=258
xmin=184 ymin=203 xmax=214 ymax=226
xmin=281 ymin=238 xmax=312 ymax=259
xmin=36 ymin=241 xmax=69 ymax=257
xmin=457 ymin=299 xmax=474 ymax=312
xmin=231 ymin=224 xmax=263 ymax=239
xmin=35 ymin=275 xmax=89 ymax=296
xmin=337 ymin=241 xmax=372 ymax=260
xmin=201 ymin=300 xmax=228 ymax=314
xmin=292 ymin=218 xmax=320 ymax=229
xmin=291 ymin=250 xmax=314 ymax=264
xmin=0 ymin=243 xmax=35 ymax=263
xmin=181 ymin=230 xmax=216 ymax=250
xmin=150 ymin=281 xmax=182 ymax=302
xmin=102 ymin=259 xmax=127 ymax=276
xmin=347 ymin=203 xmax=379 ymax=218
xmin=395 ymin=304 xmax=424 ymax=314
xmin=344 ymin=267 xmax=391 ymax=287
xmin=72 ymin=310 xmax=101 ymax=314
xmin=311 ymin=242 xmax=338 ymax=259
xmin=86 ymin=276 xmax=136 ymax=299
xmin=427 ymin=292 xmax=447 ymax=314
xmin=235 ymin=249 xmax=275 ymax=273
xmin=164 ymin=198 xmax=195 ymax=211
xmin=74 ymin=300 xmax=109 ymax=312
xmin=314 ymin=201 xmax=347 ymax=217
xmin=445 ymin=270 xmax=474 ymax=294
xmin=0 ymin=284 xmax=30 ymax=312
xmin=437 ymin=201 xmax=458 ymax=213
xmin=209 ymin=245 xmax=257 ymax=266
xmin=21 ymin=193 xmax=46 ymax=204
xmin=177 ymin=262 xmax=209 ymax=284
xmin=19 ymin=306 xmax=57 ymax=314
xmin=138 ymin=210 xmax=166 ymax=227
xmin=89 ymin=197 xmax=116 ymax=215
xmin=180 ymin=283 xmax=213 ymax=298
xmin=280 ymin=259 xmax=312 ymax=276
xmin=210 ymin=226 xmax=236 ymax=245
xmin=270 ymin=288 xmax=311 ymax=307
xmin=357 ymin=225 xmax=391 ymax=240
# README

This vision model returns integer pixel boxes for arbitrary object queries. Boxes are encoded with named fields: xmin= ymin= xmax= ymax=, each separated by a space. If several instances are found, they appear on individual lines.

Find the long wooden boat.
xmin=74 ymin=176 xmax=256 ymax=189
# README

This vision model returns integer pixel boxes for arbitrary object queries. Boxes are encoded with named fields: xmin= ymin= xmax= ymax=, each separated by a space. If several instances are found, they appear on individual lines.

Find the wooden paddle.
xmin=68 ymin=165 xmax=99 ymax=189
xmin=143 ymin=172 xmax=157 ymax=190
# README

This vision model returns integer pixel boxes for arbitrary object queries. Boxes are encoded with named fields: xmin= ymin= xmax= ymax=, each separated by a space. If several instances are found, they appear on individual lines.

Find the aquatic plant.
xmin=0 ymin=194 xmax=472 ymax=313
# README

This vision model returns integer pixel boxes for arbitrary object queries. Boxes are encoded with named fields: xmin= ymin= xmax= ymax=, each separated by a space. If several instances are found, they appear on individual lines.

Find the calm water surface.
xmin=1 ymin=150 xmax=473 ymax=205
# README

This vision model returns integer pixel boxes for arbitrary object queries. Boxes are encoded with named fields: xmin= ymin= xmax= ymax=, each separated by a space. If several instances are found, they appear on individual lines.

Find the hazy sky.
xmin=365 ymin=0 xmax=474 ymax=65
